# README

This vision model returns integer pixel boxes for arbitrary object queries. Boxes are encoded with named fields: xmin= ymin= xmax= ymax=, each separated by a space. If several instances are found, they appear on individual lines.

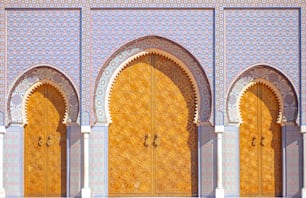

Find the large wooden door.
xmin=24 ymin=84 xmax=66 ymax=197
xmin=109 ymin=54 xmax=198 ymax=197
xmin=240 ymin=83 xmax=282 ymax=197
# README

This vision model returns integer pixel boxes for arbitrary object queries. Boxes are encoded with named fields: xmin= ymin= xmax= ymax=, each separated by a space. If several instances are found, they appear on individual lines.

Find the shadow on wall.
xmin=200 ymin=126 xmax=217 ymax=197
xmin=283 ymin=124 xmax=302 ymax=198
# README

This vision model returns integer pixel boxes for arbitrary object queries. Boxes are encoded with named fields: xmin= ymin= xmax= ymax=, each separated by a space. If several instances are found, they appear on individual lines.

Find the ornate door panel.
xmin=25 ymin=86 xmax=47 ymax=196
xmin=240 ymin=85 xmax=260 ymax=196
xmin=240 ymin=84 xmax=282 ymax=197
xmin=109 ymin=56 xmax=154 ymax=196
xmin=109 ymin=54 xmax=198 ymax=197
xmin=259 ymin=84 xmax=282 ymax=196
xmin=153 ymin=55 xmax=198 ymax=196
xmin=24 ymin=84 xmax=66 ymax=197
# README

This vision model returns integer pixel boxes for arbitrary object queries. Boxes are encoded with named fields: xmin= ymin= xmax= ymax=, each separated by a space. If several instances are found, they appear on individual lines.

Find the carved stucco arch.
xmin=8 ymin=65 xmax=79 ymax=125
xmin=94 ymin=36 xmax=212 ymax=125
xmin=227 ymin=65 xmax=298 ymax=124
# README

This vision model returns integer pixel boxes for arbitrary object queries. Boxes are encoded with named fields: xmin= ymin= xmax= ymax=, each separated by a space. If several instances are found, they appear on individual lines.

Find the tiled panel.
xmin=200 ymin=126 xmax=216 ymax=196
xmin=91 ymin=9 xmax=214 ymax=86
xmin=89 ymin=127 xmax=108 ymax=196
xmin=6 ymin=9 xmax=81 ymax=90
xmin=225 ymin=9 xmax=300 ymax=92
xmin=69 ymin=126 xmax=82 ymax=197
xmin=223 ymin=126 xmax=239 ymax=196
xmin=4 ymin=127 xmax=23 ymax=196
xmin=284 ymin=125 xmax=302 ymax=197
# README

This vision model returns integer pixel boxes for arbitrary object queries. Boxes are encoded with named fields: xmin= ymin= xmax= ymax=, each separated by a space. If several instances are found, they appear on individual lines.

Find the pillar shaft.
xmin=0 ymin=126 xmax=6 ymax=198
xmin=81 ymin=126 xmax=91 ymax=198
xmin=215 ymin=125 xmax=224 ymax=198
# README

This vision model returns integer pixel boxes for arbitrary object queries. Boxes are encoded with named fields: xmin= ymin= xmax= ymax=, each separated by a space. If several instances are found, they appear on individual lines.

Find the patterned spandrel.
xmin=91 ymin=9 xmax=214 ymax=85
xmin=240 ymin=84 xmax=282 ymax=197
xmin=6 ymin=9 xmax=81 ymax=90
xmin=24 ymin=84 xmax=66 ymax=197
xmin=225 ymin=9 xmax=300 ymax=91
xmin=153 ymin=55 xmax=198 ymax=196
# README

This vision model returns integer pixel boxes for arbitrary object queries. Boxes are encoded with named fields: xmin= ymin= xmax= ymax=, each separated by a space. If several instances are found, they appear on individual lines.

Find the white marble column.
xmin=302 ymin=126 xmax=306 ymax=198
xmin=215 ymin=125 xmax=224 ymax=198
xmin=0 ymin=126 xmax=5 ymax=198
xmin=81 ymin=125 xmax=91 ymax=198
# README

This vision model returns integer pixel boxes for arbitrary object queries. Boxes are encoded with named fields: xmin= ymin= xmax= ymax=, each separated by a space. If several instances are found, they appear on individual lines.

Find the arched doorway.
xmin=108 ymin=54 xmax=198 ymax=196
xmin=239 ymin=83 xmax=282 ymax=197
xmin=24 ymin=84 xmax=67 ymax=197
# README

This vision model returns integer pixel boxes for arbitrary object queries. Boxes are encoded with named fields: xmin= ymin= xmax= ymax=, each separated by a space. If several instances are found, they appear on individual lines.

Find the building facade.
xmin=0 ymin=0 xmax=305 ymax=197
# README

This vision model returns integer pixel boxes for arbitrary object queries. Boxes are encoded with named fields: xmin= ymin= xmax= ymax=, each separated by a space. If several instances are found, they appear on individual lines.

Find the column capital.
xmin=0 ymin=126 xmax=5 ymax=135
xmin=81 ymin=125 xmax=91 ymax=134
xmin=215 ymin=125 xmax=224 ymax=133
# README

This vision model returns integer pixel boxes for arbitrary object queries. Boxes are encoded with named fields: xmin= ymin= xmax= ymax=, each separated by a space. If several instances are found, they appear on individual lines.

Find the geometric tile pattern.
xmin=223 ymin=128 xmax=239 ymax=196
xmin=225 ymin=9 xmax=300 ymax=92
xmin=94 ymin=36 xmax=212 ymax=124
xmin=91 ymin=8 xmax=214 ymax=88
xmin=69 ymin=126 xmax=82 ymax=197
xmin=4 ymin=127 xmax=23 ymax=196
xmin=6 ymin=9 xmax=81 ymax=91
xmin=283 ymin=125 xmax=302 ymax=197
xmin=1 ymin=1 xmax=306 ymax=198
xmin=89 ymin=127 xmax=108 ymax=196
xmin=227 ymin=65 xmax=298 ymax=124
xmin=199 ymin=126 xmax=216 ymax=196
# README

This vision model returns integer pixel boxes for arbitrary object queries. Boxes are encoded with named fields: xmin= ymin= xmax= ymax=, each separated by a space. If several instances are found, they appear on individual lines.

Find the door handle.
xmin=144 ymin=134 xmax=150 ymax=147
xmin=251 ymin=136 xmax=257 ymax=147
xmin=46 ymin=135 xmax=52 ymax=147
xmin=38 ymin=135 xmax=44 ymax=147
xmin=261 ymin=137 xmax=265 ymax=146
xmin=153 ymin=134 xmax=159 ymax=147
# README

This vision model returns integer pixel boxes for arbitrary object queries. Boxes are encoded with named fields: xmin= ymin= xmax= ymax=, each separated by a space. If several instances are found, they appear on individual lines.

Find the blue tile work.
xmin=225 ymin=9 xmax=300 ymax=92
xmin=284 ymin=125 xmax=302 ymax=197
xmin=91 ymin=9 xmax=214 ymax=87
xmin=199 ymin=126 xmax=216 ymax=197
xmin=6 ymin=9 xmax=81 ymax=90
xmin=69 ymin=126 xmax=82 ymax=197
xmin=4 ymin=126 xmax=23 ymax=197
xmin=223 ymin=126 xmax=239 ymax=197
xmin=89 ymin=126 xmax=108 ymax=196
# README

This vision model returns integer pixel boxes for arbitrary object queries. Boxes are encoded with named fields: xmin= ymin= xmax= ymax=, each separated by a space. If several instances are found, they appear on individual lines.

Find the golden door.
xmin=24 ymin=84 xmax=66 ymax=197
xmin=109 ymin=55 xmax=198 ymax=197
xmin=240 ymin=83 xmax=282 ymax=197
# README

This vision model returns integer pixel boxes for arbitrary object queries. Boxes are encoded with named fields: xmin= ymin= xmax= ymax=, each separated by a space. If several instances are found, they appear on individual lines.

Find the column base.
xmin=81 ymin=187 xmax=91 ymax=198
xmin=0 ymin=188 xmax=5 ymax=198
xmin=302 ymin=188 xmax=306 ymax=198
xmin=215 ymin=187 xmax=224 ymax=198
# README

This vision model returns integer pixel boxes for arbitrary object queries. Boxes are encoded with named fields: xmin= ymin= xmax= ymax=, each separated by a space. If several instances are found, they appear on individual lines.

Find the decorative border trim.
xmin=227 ymin=64 xmax=298 ymax=124
xmin=94 ymin=36 xmax=212 ymax=125
xmin=22 ymin=80 xmax=69 ymax=126
xmin=7 ymin=65 xmax=79 ymax=125
xmin=237 ymin=79 xmax=283 ymax=124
